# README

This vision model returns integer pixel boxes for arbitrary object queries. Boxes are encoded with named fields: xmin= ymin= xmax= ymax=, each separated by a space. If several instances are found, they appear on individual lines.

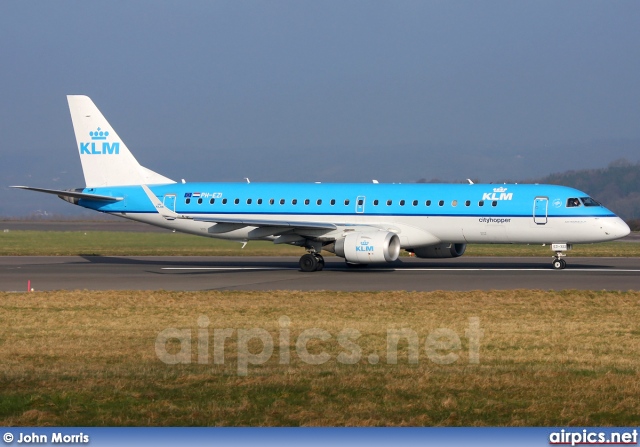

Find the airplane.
xmin=12 ymin=95 xmax=631 ymax=271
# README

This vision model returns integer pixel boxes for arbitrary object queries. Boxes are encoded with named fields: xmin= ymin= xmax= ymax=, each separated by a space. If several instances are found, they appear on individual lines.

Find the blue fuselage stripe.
xmin=78 ymin=182 xmax=618 ymax=220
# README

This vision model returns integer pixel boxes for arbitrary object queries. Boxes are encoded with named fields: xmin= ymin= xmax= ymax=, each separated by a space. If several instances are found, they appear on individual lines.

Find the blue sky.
xmin=2 ymin=1 xmax=640 ymax=216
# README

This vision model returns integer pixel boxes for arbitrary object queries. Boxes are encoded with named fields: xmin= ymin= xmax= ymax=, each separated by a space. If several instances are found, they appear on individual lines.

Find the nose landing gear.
xmin=550 ymin=243 xmax=571 ymax=270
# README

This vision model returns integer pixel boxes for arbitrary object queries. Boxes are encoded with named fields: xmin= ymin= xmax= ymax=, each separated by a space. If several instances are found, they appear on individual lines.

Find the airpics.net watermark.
xmin=155 ymin=316 xmax=483 ymax=376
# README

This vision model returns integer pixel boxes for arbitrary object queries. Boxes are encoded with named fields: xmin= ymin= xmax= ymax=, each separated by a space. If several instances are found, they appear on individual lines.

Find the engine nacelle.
xmin=413 ymin=243 xmax=466 ymax=259
xmin=334 ymin=231 xmax=401 ymax=264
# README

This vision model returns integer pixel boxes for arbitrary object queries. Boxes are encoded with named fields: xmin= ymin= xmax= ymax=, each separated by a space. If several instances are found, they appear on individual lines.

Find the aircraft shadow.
xmin=74 ymin=255 xmax=615 ymax=271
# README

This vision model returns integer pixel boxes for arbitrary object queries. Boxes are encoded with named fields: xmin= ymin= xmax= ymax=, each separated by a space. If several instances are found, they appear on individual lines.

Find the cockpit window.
xmin=566 ymin=198 xmax=581 ymax=207
xmin=580 ymin=197 xmax=600 ymax=207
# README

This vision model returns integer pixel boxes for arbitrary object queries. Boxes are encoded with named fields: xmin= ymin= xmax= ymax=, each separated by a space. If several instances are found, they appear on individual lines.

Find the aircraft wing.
xmin=193 ymin=217 xmax=336 ymax=231
xmin=11 ymin=186 xmax=123 ymax=202
xmin=141 ymin=184 xmax=337 ymax=231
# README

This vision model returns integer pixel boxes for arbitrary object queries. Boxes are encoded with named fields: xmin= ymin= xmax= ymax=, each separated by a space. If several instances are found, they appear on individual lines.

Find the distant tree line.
xmin=536 ymin=159 xmax=640 ymax=228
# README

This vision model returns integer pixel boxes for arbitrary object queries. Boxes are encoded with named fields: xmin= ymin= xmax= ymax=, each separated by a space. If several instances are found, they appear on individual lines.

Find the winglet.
xmin=140 ymin=185 xmax=180 ymax=220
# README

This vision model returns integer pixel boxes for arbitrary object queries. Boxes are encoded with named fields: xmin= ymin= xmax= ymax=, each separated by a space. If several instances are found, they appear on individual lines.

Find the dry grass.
xmin=0 ymin=290 xmax=639 ymax=426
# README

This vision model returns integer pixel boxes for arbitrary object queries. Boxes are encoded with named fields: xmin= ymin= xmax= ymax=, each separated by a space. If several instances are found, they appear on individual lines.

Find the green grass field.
xmin=1 ymin=290 xmax=639 ymax=426
xmin=1 ymin=230 xmax=638 ymax=257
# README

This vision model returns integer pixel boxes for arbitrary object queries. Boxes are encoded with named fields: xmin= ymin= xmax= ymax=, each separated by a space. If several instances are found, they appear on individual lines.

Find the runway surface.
xmin=2 ymin=256 xmax=639 ymax=292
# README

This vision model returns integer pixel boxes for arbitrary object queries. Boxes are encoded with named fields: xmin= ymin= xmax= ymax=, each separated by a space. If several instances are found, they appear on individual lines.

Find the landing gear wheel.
xmin=552 ymin=258 xmax=567 ymax=270
xmin=300 ymin=253 xmax=319 ymax=272
xmin=551 ymin=246 xmax=569 ymax=270
xmin=315 ymin=254 xmax=325 ymax=271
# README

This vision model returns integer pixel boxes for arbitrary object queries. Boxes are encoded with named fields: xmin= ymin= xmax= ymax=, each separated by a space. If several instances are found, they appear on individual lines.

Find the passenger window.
xmin=222 ymin=198 xmax=228 ymax=205
xmin=412 ymin=200 xmax=418 ymax=206
xmin=492 ymin=201 xmax=497 ymax=207
xmin=198 ymin=198 xmax=203 ymax=204
xmin=234 ymin=198 xmax=239 ymax=205
xmin=269 ymin=198 xmax=274 ymax=205
xmin=344 ymin=199 xmax=350 ymax=205
xmin=373 ymin=199 xmax=379 ymax=206
xmin=330 ymin=199 xmax=336 ymax=206
xmin=451 ymin=200 xmax=457 ymax=207
xmin=358 ymin=199 xmax=364 ymax=206
xmin=399 ymin=200 xmax=405 ymax=206
xmin=478 ymin=200 xmax=484 ymax=207
xmin=465 ymin=200 xmax=470 ymax=206
xmin=387 ymin=200 xmax=392 ymax=206
xmin=305 ymin=199 xmax=310 ymax=205
xmin=279 ymin=199 xmax=285 ymax=205
xmin=438 ymin=200 xmax=444 ymax=206
xmin=257 ymin=198 xmax=263 ymax=205
xmin=246 ymin=198 xmax=252 ymax=205
xmin=426 ymin=200 xmax=431 ymax=206
xmin=210 ymin=198 xmax=215 ymax=204
xmin=317 ymin=199 xmax=322 ymax=205
xmin=292 ymin=199 xmax=297 ymax=205
xmin=567 ymin=198 xmax=581 ymax=207
xmin=185 ymin=198 xmax=191 ymax=204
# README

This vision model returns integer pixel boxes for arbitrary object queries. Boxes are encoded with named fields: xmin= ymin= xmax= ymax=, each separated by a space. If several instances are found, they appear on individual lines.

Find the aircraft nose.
xmin=602 ymin=217 xmax=631 ymax=240
xmin=619 ymin=218 xmax=632 ymax=238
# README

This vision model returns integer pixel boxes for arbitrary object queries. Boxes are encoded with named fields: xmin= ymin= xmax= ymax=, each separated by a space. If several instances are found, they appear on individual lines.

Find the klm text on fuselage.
xmin=482 ymin=189 xmax=513 ymax=201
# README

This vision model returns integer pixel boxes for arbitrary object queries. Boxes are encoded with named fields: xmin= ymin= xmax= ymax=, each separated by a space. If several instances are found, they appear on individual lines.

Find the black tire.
xmin=560 ymin=259 xmax=567 ymax=269
xmin=315 ymin=255 xmax=325 ymax=271
xmin=552 ymin=259 xmax=563 ymax=270
xmin=300 ymin=253 xmax=319 ymax=272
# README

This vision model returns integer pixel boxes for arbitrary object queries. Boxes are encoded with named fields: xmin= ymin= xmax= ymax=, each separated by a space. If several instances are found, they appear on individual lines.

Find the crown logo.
xmin=89 ymin=127 xmax=109 ymax=140
xmin=493 ymin=187 xmax=507 ymax=193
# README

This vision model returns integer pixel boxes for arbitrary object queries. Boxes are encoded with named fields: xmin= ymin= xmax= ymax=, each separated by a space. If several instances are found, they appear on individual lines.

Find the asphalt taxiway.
xmin=1 ymin=256 xmax=639 ymax=292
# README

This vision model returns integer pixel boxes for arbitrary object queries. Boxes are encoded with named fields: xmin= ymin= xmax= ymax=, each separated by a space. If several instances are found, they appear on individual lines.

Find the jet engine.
xmin=412 ymin=243 xmax=466 ymax=258
xmin=333 ymin=231 xmax=401 ymax=264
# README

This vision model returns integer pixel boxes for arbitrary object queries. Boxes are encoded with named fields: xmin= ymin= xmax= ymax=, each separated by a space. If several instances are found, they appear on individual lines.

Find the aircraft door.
xmin=356 ymin=196 xmax=365 ymax=214
xmin=163 ymin=194 xmax=176 ymax=213
xmin=533 ymin=197 xmax=548 ymax=225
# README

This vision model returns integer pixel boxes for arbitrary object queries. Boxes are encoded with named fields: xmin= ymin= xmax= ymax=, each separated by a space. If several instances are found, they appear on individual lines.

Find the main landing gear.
xmin=299 ymin=252 xmax=325 ymax=272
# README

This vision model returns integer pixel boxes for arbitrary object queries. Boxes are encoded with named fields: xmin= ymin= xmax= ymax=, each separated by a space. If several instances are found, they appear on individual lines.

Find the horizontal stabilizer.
xmin=11 ymin=186 xmax=122 ymax=202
